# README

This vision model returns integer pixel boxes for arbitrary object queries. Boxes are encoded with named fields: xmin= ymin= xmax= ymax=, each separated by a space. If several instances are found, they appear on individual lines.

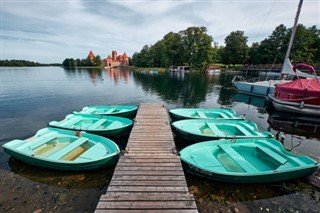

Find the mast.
xmin=284 ymin=0 xmax=303 ymax=60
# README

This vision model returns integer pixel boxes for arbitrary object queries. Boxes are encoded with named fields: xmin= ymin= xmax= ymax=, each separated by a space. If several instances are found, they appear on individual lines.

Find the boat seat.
xmin=190 ymin=151 xmax=227 ymax=172
xmin=218 ymin=144 xmax=258 ymax=173
xmin=47 ymin=137 xmax=89 ymax=160
xmin=76 ymin=143 xmax=109 ymax=161
xmin=107 ymin=121 xmax=123 ymax=129
xmin=29 ymin=133 xmax=57 ymax=150
xmin=235 ymin=125 xmax=256 ymax=136
xmin=88 ymin=119 xmax=107 ymax=129
xmin=83 ymin=108 xmax=96 ymax=114
xmin=106 ymin=108 xmax=116 ymax=114
xmin=60 ymin=116 xmax=82 ymax=127
xmin=196 ymin=111 xmax=207 ymax=118
xmin=219 ymin=113 xmax=229 ymax=119
xmin=256 ymin=146 xmax=287 ymax=165
xmin=206 ymin=122 xmax=223 ymax=136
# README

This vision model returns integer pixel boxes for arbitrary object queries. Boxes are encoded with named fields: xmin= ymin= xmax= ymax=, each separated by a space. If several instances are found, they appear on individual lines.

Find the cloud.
xmin=1 ymin=0 xmax=319 ymax=63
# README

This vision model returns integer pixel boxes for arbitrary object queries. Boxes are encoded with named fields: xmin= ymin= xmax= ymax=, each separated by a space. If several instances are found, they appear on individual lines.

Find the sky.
xmin=1 ymin=0 xmax=319 ymax=63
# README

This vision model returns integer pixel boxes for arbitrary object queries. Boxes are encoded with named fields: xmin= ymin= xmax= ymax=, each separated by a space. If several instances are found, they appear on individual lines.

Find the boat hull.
xmin=74 ymin=105 xmax=138 ymax=119
xmin=2 ymin=128 xmax=120 ymax=170
xmin=171 ymin=119 xmax=272 ymax=142
xmin=169 ymin=108 xmax=243 ymax=121
xmin=3 ymin=148 xmax=119 ymax=170
xmin=269 ymin=95 xmax=320 ymax=117
xmin=181 ymin=160 xmax=318 ymax=183
xmin=179 ymin=138 xmax=319 ymax=183
xmin=48 ymin=114 xmax=133 ymax=137
xmin=233 ymin=80 xmax=275 ymax=97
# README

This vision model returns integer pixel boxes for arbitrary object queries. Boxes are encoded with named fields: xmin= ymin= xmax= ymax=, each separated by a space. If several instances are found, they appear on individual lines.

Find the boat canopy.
xmin=275 ymin=78 xmax=320 ymax=97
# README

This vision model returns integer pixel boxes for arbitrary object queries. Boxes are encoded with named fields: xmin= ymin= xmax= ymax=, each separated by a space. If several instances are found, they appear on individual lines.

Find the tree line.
xmin=0 ymin=60 xmax=60 ymax=67
xmin=131 ymin=25 xmax=320 ymax=70
xmin=62 ymin=55 xmax=102 ymax=68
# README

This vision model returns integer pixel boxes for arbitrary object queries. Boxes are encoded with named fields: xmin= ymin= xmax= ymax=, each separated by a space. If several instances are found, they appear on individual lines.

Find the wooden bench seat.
xmin=29 ymin=133 xmax=57 ymax=150
xmin=206 ymin=122 xmax=223 ymax=136
xmin=196 ymin=111 xmax=207 ymax=118
xmin=256 ymin=146 xmax=287 ymax=165
xmin=218 ymin=144 xmax=258 ymax=173
xmin=88 ymin=119 xmax=107 ymax=129
xmin=47 ymin=137 xmax=89 ymax=160
xmin=106 ymin=108 xmax=116 ymax=113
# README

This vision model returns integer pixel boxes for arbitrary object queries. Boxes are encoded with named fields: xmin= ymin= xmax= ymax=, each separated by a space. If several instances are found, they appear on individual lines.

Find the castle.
xmin=87 ymin=50 xmax=129 ymax=67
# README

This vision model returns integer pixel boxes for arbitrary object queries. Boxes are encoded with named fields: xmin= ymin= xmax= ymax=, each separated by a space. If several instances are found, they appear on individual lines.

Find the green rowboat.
xmin=74 ymin=105 xmax=138 ymax=119
xmin=2 ymin=128 xmax=120 ymax=170
xmin=169 ymin=108 xmax=243 ymax=121
xmin=179 ymin=138 xmax=319 ymax=183
xmin=49 ymin=114 xmax=133 ymax=137
xmin=171 ymin=119 xmax=272 ymax=142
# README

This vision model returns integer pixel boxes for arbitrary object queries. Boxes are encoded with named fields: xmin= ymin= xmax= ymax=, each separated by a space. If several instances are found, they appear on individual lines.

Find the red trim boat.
xmin=268 ymin=64 xmax=320 ymax=116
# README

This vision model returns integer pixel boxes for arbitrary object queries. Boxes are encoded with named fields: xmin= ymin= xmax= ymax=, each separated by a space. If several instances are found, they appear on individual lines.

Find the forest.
xmin=0 ymin=60 xmax=60 ymax=67
xmin=131 ymin=25 xmax=320 ymax=71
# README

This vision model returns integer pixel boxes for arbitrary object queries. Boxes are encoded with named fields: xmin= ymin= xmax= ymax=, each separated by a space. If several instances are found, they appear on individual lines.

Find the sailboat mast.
xmin=284 ymin=0 xmax=303 ymax=60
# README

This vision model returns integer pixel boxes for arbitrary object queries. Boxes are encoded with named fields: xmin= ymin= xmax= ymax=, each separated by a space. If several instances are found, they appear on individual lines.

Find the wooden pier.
xmin=95 ymin=103 xmax=198 ymax=212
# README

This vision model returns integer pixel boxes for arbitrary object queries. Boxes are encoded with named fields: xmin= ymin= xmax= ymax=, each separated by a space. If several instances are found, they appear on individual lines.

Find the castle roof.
xmin=88 ymin=50 xmax=95 ymax=58
xmin=107 ymin=55 xmax=112 ymax=59
xmin=123 ymin=52 xmax=128 ymax=58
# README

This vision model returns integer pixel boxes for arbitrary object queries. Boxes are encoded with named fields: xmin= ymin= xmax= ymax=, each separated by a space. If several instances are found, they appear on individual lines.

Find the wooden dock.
xmin=95 ymin=103 xmax=198 ymax=213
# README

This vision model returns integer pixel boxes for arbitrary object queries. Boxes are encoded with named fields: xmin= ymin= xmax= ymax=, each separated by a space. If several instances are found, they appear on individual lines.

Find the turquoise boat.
xmin=2 ymin=128 xmax=120 ymax=170
xmin=169 ymin=108 xmax=243 ymax=121
xmin=171 ymin=119 xmax=272 ymax=142
xmin=74 ymin=105 xmax=138 ymax=119
xmin=49 ymin=114 xmax=133 ymax=137
xmin=179 ymin=138 xmax=319 ymax=183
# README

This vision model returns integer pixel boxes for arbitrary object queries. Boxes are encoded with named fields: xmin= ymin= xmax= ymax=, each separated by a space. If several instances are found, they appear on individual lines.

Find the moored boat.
xmin=2 ymin=128 xmax=120 ymax=170
xmin=74 ymin=105 xmax=138 ymax=119
xmin=179 ymin=138 xmax=319 ymax=183
xmin=232 ymin=0 xmax=316 ymax=97
xmin=268 ymin=64 xmax=320 ymax=116
xmin=48 ymin=114 xmax=133 ymax=137
xmin=169 ymin=108 xmax=243 ymax=121
xmin=171 ymin=119 xmax=272 ymax=142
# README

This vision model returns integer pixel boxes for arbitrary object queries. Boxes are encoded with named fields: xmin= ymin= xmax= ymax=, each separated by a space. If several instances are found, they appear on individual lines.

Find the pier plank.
xmin=95 ymin=103 xmax=198 ymax=212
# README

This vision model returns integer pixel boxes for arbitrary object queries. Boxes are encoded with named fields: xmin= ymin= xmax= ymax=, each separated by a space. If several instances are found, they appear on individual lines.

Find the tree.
xmin=179 ymin=26 xmax=214 ymax=69
xmin=93 ymin=55 xmax=102 ymax=66
xmin=222 ymin=31 xmax=249 ymax=67
xmin=290 ymin=24 xmax=319 ymax=63
xmin=258 ymin=24 xmax=289 ymax=64
xmin=247 ymin=42 xmax=261 ymax=64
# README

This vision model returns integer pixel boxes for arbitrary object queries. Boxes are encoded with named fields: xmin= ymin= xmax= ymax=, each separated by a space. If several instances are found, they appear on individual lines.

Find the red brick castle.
xmin=87 ymin=50 xmax=129 ymax=68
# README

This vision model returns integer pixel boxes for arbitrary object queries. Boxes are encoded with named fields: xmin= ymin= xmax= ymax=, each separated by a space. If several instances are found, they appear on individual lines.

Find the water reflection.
xmin=267 ymin=111 xmax=320 ymax=140
xmin=104 ymin=67 xmax=130 ymax=83
xmin=8 ymin=157 xmax=114 ymax=189
xmin=233 ymin=93 xmax=268 ymax=115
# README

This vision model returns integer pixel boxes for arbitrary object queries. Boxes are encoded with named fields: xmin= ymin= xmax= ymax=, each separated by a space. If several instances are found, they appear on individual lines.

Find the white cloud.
xmin=1 ymin=0 xmax=319 ymax=63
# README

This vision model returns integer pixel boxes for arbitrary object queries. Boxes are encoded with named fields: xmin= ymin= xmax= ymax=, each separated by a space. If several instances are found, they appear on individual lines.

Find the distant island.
xmin=0 ymin=60 xmax=61 ymax=67
xmin=62 ymin=50 xmax=130 ymax=68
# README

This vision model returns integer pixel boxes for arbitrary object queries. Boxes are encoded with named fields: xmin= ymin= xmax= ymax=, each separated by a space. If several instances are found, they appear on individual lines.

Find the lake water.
xmin=1 ymin=67 xmax=319 ymax=212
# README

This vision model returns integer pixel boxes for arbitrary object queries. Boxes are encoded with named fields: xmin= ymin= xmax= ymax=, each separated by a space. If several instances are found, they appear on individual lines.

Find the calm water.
xmin=1 ymin=67 xmax=319 ymax=212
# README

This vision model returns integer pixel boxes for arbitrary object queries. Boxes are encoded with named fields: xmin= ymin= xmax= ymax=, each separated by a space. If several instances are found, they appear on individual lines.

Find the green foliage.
xmin=132 ymin=26 xmax=217 ymax=70
xmin=132 ymin=24 xmax=319 ymax=69
xmin=221 ymin=31 xmax=249 ymax=67
xmin=0 ymin=60 xmax=57 ymax=67
xmin=62 ymin=55 xmax=102 ymax=68
xmin=247 ymin=24 xmax=319 ymax=65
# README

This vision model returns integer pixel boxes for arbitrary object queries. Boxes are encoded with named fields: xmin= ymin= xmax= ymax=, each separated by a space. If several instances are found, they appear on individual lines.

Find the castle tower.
xmin=112 ymin=50 xmax=118 ymax=61
xmin=122 ymin=52 xmax=129 ymax=65
xmin=88 ymin=50 xmax=95 ymax=61
xmin=106 ymin=55 xmax=112 ymax=67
